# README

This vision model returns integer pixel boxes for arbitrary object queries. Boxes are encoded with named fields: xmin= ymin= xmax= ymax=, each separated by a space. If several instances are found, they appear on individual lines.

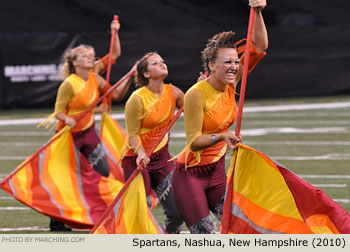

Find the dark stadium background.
xmin=1 ymin=0 xmax=349 ymax=109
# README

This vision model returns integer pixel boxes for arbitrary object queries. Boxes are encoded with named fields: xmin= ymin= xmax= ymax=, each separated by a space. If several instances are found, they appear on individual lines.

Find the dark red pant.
xmin=71 ymin=123 xmax=110 ymax=177
xmin=71 ymin=123 xmax=99 ymax=157
xmin=172 ymin=156 xmax=226 ymax=227
xmin=121 ymin=144 xmax=174 ymax=196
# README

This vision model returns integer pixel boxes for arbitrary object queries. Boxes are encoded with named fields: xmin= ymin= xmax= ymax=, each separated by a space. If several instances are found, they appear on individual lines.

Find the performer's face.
xmin=74 ymin=48 xmax=96 ymax=69
xmin=143 ymin=54 xmax=168 ymax=80
xmin=210 ymin=48 xmax=239 ymax=86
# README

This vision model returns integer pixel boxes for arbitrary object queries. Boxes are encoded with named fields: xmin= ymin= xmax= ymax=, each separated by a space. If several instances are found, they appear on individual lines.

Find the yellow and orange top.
xmin=55 ymin=70 xmax=99 ymax=132
xmin=122 ymin=84 xmax=176 ymax=156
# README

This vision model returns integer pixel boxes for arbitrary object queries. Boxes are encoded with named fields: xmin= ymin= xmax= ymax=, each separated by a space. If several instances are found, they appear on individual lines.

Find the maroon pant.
xmin=172 ymin=156 xmax=226 ymax=227
xmin=71 ymin=123 xmax=110 ymax=177
xmin=121 ymin=144 xmax=174 ymax=196
xmin=72 ymin=123 xmax=99 ymax=157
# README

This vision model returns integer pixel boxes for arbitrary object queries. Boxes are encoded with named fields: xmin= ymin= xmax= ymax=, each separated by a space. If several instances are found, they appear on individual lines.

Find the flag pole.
xmin=90 ymin=107 xmax=184 ymax=234
xmin=106 ymin=15 xmax=119 ymax=86
xmin=221 ymin=7 xmax=255 ymax=234
xmin=100 ymin=15 xmax=119 ymax=134
xmin=0 ymin=67 xmax=135 ymax=186
xmin=234 ymin=7 xmax=256 ymax=136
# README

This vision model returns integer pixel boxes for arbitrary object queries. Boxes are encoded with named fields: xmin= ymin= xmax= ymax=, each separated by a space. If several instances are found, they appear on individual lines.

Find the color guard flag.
xmin=92 ymin=173 xmax=164 ymax=234
xmin=0 ymin=130 xmax=123 ymax=229
xmin=101 ymin=113 xmax=125 ymax=181
xmin=221 ymin=144 xmax=350 ymax=234
xmin=0 ymin=113 xmax=159 ymax=230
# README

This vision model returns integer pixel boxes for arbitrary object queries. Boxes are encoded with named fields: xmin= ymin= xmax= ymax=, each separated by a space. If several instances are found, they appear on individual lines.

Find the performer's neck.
xmin=207 ymin=77 xmax=226 ymax=92
xmin=146 ymin=79 xmax=164 ymax=96
xmin=75 ymin=68 xmax=90 ymax=81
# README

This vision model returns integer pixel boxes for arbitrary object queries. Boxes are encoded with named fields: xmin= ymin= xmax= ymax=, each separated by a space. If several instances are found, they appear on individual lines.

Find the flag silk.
xmin=92 ymin=173 xmax=164 ymax=234
xmin=221 ymin=144 xmax=350 ymax=234
xmin=101 ymin=113 xmax=158 ymax=209
xmin=101 ymin=113 xmax=125 ymax=181
xmin=0 ymin=130 xmax=123 ymax=229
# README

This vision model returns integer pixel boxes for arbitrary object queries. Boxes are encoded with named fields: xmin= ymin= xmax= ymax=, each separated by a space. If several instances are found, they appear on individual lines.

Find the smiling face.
xmin=209 ymin=48 xmax=239 ymax=87
xmin=73 ymin=47 xmax=96 ymax=70
xmin=143 ymin=54 xmax=168 ymax=80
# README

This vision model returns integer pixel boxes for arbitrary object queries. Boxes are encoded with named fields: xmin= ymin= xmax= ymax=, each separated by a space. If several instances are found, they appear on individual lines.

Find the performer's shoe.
xmin=50 ymin=218 xmax=72 ymax=232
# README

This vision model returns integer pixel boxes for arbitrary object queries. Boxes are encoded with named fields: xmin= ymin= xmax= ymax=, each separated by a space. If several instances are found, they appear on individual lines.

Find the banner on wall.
xmin=1 ymin=26 xmax=350 ymax=110
xmin=0 ymin=33 xmax=80 ymax=109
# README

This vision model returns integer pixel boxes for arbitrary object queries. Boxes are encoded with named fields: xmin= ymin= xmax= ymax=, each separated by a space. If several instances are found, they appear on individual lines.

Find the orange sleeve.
xmin=99 ymin=53 xmax=116 ymax=68
xmin=99 ymin=82 xmax=112 ymax=95
xmin=237 ymin=39 xmax=266 ymax=74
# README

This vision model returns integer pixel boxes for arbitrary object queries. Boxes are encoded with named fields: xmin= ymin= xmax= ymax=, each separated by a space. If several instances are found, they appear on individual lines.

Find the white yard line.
xmin=299 ymin=175 xmax=350 ymax=179
xmin=244 ymin=141 xmax=350 ymax=146
xmin=0 ymin=156 xmax=28 ymax=160
xmin=0 ymin=226 xmax=49 ymax=232
xmin=334 ymin=199 xmax=350 ymax=204
xmin=169 ymin=140 xmax=350 ymax=146
xmin=243 ymin=101 xmax=350 ymax=112
xmin=0 ymin=132 xmax=52 ymax=136
xmin=171 ymin=127 xmax=349 ymax=138
xmin=245 ymin=120 xmax=350 ymax=125
xmin=1 ymin=101 xmax=349 ymax=125
xmin=272 ymin=153 xmax=350 ymax=161
xmin=312 ymin=184 xmax=347 ymax=188
xmin=245 ymin=112 xmax=350 ymax=118
xmin=0 ymin=142 xmax=44 ymax=146
xmin=224 ymin=153 xmax=350 ymax=161
xmin=0 ymin=114 xmax=124 ymax=126
xmin=7 ymin=127 xmax=346 ymax=138
xmin=0 ymin=196 xmax=14 ymax=200
xmin=0 ymin=207 xmax=30 ymax=210
xmin=241 ymin=127 xmax=349 ymax=136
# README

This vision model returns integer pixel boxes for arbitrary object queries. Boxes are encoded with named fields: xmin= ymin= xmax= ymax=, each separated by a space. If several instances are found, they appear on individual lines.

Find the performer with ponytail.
xmin=49 ymin=19 xmax=133 ymax=231
xmin=121 ymin=52 xmax=184 ymax=233
xmin=172 ymin=0 xmax=268 ymax=234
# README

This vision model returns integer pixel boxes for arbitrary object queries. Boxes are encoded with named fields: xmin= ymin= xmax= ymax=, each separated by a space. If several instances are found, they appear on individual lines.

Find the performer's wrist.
xmin=65 ymin=116 xmax=72 ymax=124
xmin=137 ymin=149 xmax=145 ymax=156
xmin=211 ymin=134 xmax=218 ymax=144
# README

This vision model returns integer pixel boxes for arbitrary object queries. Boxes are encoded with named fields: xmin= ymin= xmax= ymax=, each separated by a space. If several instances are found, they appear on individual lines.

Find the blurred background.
xmin=1 ymin=0 xmax=350 ymax=233
xmin=1 ymin=0 xmax=350 ymax=110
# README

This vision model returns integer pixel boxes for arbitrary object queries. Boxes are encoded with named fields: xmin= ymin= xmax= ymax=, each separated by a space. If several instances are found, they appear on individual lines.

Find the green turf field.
xmin=0 ymin=95 xmax=349 ymax=233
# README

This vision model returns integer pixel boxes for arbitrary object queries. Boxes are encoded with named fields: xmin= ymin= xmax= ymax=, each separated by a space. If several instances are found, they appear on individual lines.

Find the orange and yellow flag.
xmin=0 ymin=130 xmax=123 ymax=229
xmin=92 ymin=173 xmax=164 ymax=234
xmin=101 ymin=113 xmax=125 ymax=181
xmin=0 ymin=114 xmax=161 ymax=231
xmin=221 ymin=144 xmax=350 ymax=234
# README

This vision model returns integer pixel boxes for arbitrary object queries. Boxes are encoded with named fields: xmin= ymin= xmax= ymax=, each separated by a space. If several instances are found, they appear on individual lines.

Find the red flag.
xmin=100 ymin=113 xmax=125 ymax=181
xmin=0 ymin=130 xmax=123 ymax=229
xmin=221 ymin=144 xmax=350 ymax=234
xmin=92 ymin=173 xmax=164 ymax=234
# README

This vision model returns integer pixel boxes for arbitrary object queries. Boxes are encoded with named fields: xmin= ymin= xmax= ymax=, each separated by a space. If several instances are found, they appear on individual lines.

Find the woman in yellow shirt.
xmin=121 ymin=52 xmax=184 ymax=233
xmin=51 ymin=20 xmax=132 ymax=231
xmin=172 ymin=0 xmax=269 ymax=233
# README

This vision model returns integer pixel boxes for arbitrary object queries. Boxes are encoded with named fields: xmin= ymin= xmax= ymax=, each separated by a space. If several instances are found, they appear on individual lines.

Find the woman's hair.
xmin=134 ymin=52 xmax=158 ymax=88
xmin=60 ymin=44 xmax=94 ymax=79
xmin=201 ymin=31 xmax=237 ymax=74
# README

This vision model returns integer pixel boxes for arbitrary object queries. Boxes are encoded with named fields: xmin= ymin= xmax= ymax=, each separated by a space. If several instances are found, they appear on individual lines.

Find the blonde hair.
xmin=134 ymin=52 xmax=158 ymax=88
xmin=201 ymin=31 xmax=237 ymax=74
xmin=60 ymin=44 xmax=94 ymax=79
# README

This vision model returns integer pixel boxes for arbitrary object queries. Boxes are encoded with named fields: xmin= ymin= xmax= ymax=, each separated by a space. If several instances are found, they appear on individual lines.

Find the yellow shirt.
xmin=122 ymin=84 xmax=175 ymax=156
xmin=177 ymin=81 xmax=237 ymax=167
